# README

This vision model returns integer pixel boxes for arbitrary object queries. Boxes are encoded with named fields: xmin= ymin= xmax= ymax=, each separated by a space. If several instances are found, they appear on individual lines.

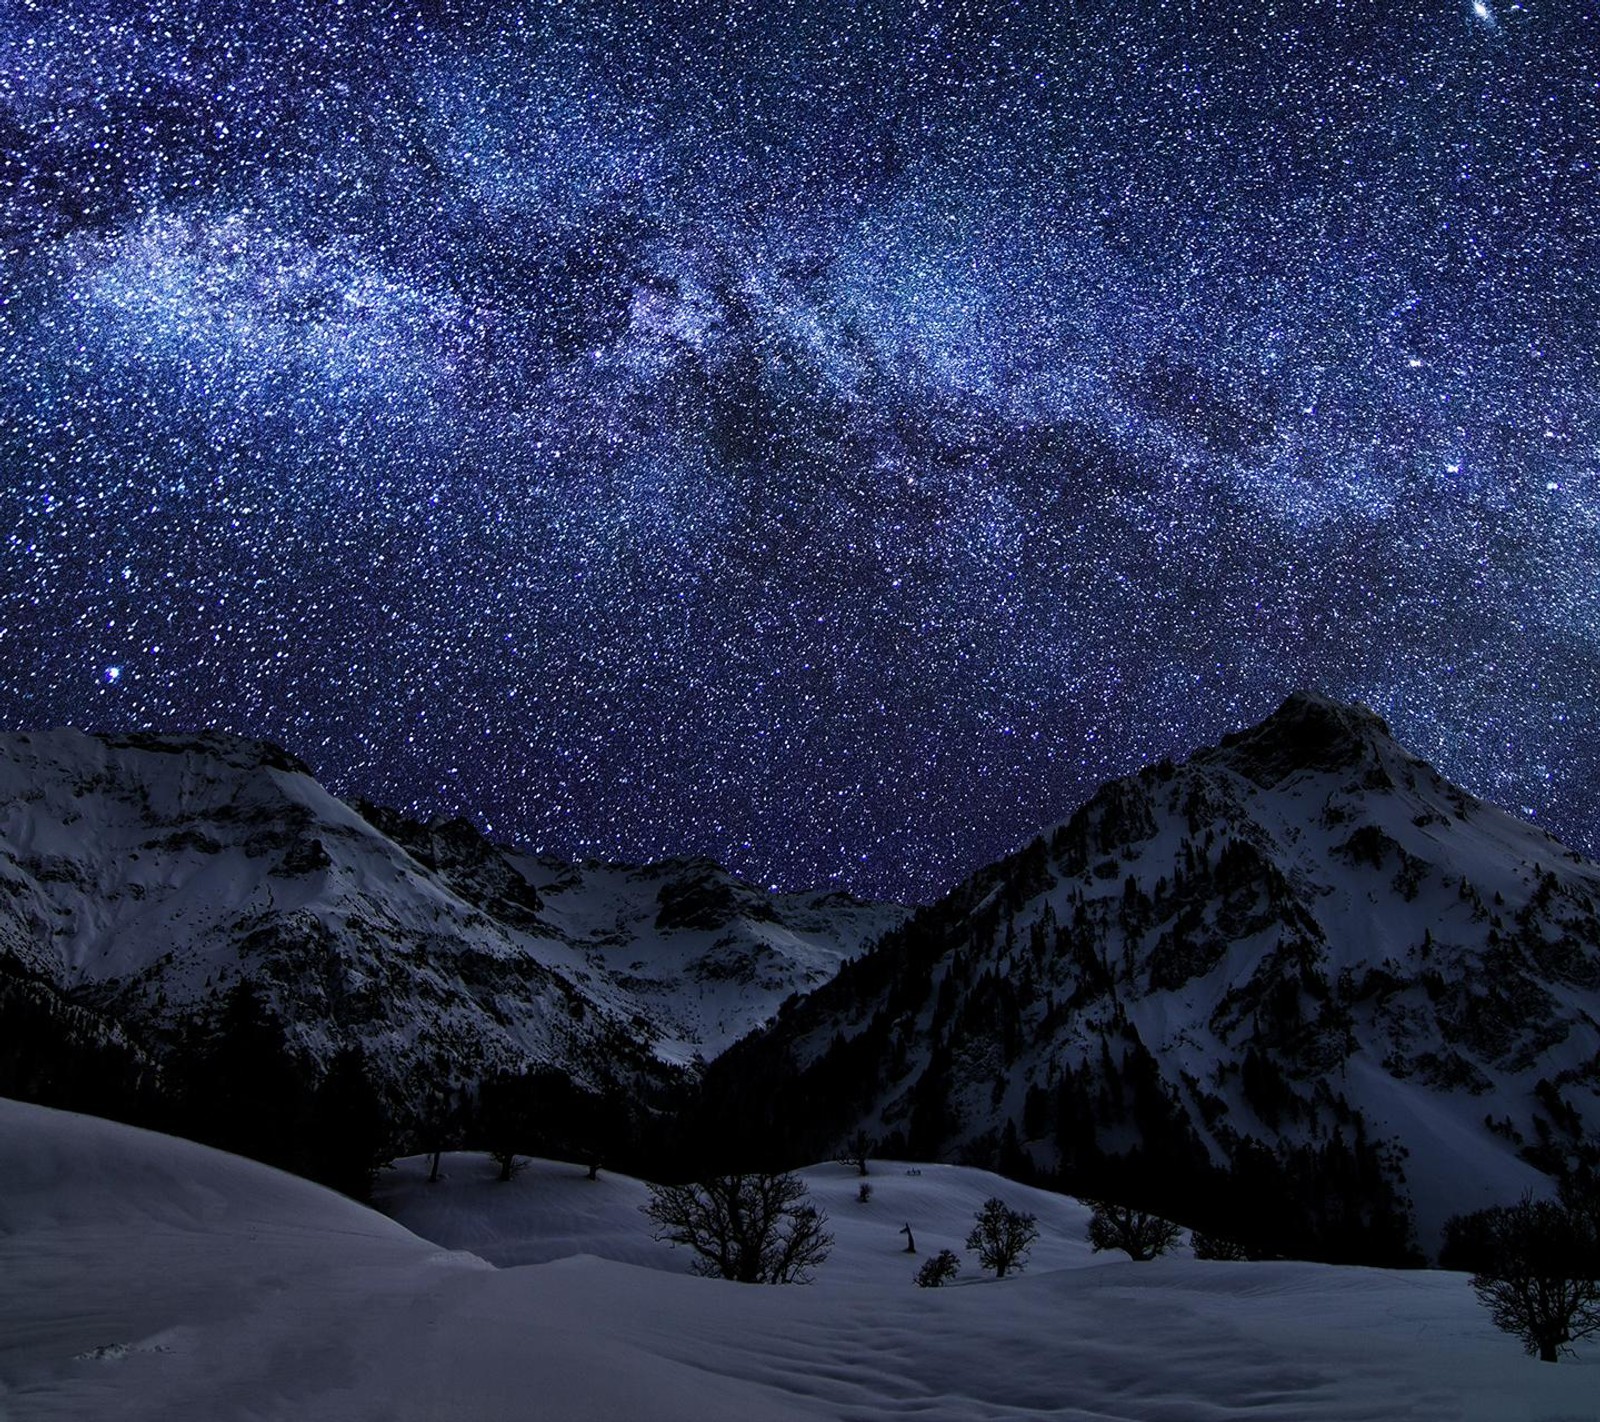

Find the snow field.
xmin=3 ymin=1098 xmax=1596 ymax=1421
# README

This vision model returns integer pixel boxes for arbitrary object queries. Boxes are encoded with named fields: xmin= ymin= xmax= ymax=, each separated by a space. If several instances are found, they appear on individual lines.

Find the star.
xmin=0 ymin=1 xmax=1594 ymax=901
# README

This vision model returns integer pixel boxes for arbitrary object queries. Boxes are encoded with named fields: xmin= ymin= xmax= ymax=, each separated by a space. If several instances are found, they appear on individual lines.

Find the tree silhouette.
xmin=1448 ymin=1195 xmax=1600 ymax=1362
xmin=478 ymin=1071 xmax=536 ymax=1182
xmin=306 ymin=1045 xmax=390 ymax=1200
xmin=838 ymin=1127 xmax=876 ymax=1177
xmin=1086 ymin=1200 xmax=1182 ymax=1261
xmin=642 ymin=1173 xmax=832 ymax=1283
xmin=966 ymin=1197 xmax=1038 ymax=1278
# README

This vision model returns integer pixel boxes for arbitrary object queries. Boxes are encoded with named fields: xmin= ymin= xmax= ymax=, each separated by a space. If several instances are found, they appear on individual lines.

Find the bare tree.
xmin=642 ymin=1173 xmax=833 ymax=1284
xmin=419 ymin=1080 xmax=464 ymax=1186
xmin=1456 ymin=1195 xmax=1600 ymax=1363
xmin=1086 ymin=1200 xmax=1182 ymax=1261
xmin=966 ymin=1197 xmax=1039 ymax=1278
xmin=838 ymin=1128 xmax=876 ymax=1178
xmin=487 ymin=1147 xmax=525 ymax=1182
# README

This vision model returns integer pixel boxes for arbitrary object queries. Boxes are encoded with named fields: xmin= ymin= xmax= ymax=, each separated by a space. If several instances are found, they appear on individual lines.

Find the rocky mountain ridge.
xmin=698 ymin=693 xmax=1600 ymax=1258
xmin=0 ymin=727 xmax=904 ymax=1120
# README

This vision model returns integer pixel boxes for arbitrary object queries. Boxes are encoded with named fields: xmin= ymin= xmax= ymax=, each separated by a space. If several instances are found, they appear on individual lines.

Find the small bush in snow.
xmin=915 ymin=1249 xmax=961 ymax=1287
xmin=1086 ymin=1200 xmax=1181 ymax=1261
xmin=1192 ymin=1230 xmax=1255 ymax=1261
xmin=966 ymin=1197 xmax=1038 ymax=1278
xmin=858 ymin=1182 xmax=873 ymax=1204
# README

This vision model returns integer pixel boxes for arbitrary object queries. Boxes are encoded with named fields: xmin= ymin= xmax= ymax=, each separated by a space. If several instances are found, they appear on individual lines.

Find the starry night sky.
xmin=1 ymin=0 xmax=1596 ymax=901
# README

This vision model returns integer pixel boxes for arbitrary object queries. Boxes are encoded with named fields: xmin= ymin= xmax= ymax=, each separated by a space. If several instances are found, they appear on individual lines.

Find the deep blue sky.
xmin=2 ymin=0 xmax=1596 ymax=900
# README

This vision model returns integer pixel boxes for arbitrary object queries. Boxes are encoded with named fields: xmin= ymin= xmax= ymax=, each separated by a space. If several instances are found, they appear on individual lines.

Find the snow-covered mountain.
xmin=0 ymin=729 xmax=904 ymax=1113
xmin=7 ymin=701 xmax=1599 ymax=1260
xmin=701 ymin=693 xmax=1600 ymax=1258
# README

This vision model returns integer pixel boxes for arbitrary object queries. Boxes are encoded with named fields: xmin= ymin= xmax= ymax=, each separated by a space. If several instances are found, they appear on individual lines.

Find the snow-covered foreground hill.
xmin=4 ymin=1098 xmax=1595 ymax=1420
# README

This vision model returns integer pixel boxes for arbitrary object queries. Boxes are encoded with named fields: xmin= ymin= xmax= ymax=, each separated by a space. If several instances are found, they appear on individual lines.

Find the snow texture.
xmin=3 ymin=1098 xmax=1596 ymax=1420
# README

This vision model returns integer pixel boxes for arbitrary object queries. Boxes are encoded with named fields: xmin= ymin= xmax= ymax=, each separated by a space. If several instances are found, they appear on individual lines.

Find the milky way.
xmin=1 ymin=0 xmax=1596 ymax=900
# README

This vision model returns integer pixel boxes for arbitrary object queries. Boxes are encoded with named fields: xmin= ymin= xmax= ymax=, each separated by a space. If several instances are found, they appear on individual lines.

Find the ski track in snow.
xmin=3 ymin=1099 xmax=1596 ymax=1421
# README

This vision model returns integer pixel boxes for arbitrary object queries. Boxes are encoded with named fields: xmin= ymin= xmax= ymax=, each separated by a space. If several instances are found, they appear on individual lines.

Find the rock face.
xmin=700 ymin=693 xmax=1600 ymax=1259
xmin=0 ymin=729 xmax=905 ymax=1116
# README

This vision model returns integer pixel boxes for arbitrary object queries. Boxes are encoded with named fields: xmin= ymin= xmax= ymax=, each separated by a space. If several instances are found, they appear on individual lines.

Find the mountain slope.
xmin=701 ymin=693 xmax=1600 ymax=1258
xmin=0 ymin=729 xmax=903 ymax=1120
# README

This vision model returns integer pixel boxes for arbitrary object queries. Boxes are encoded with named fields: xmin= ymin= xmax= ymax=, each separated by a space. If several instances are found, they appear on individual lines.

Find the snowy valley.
xmin=2 ymin=1097 xmax=1595 ymax=1420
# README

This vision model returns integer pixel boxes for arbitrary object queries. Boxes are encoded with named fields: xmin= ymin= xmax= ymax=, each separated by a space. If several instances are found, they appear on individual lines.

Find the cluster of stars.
xmin=1 ymin=0 xmax=1596 ymax=901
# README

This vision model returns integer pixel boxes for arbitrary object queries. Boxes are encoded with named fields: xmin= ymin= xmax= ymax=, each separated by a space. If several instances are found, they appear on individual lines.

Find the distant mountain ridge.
xmin=697 ymin=693 xmax=1600 ymax=1259
xmin=0 ymin=727 xmax=905 ymax=1121
xmin=5 ymin=700 xmax=1599 ymax=1262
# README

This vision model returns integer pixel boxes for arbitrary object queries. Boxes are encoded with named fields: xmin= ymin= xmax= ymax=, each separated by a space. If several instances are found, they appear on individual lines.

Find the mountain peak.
xmin=94 ymin=729 xmax=315 ymax=779
xmin=1208 ymin=691 xmax=1395 ymax=788
xmin=710 ymin=691 xmax=1600 ymax=1261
